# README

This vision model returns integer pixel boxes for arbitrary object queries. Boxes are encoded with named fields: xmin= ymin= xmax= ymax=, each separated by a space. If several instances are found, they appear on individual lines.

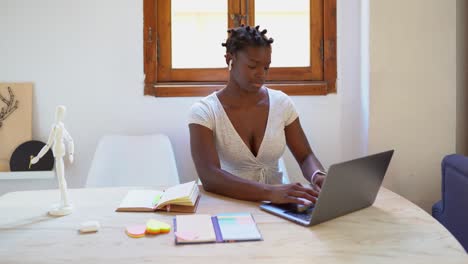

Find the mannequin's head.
xmin=55 ymin=105 xmax=66 ymax=123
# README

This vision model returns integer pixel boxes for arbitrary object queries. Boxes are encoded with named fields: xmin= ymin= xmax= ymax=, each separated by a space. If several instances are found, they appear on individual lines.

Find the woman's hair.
xmin=222 ymin=25 xmax=274 ymax=54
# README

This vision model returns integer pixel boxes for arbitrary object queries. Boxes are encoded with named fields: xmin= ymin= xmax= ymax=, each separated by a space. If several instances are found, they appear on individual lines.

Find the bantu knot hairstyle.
xmin=221 ymin=25 xmax=274 ymax=54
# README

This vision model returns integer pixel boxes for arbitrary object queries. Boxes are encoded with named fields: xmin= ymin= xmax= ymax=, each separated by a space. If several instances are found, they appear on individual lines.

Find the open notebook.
xmin=174 ymin=213 xmax=263 ymax=244
xmin=116 ymin=181 xmax=200 ymax=213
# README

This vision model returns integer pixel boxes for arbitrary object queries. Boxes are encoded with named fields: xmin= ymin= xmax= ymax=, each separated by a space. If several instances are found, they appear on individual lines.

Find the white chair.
xmin=86 ymin=134 xmax=180 ymax=187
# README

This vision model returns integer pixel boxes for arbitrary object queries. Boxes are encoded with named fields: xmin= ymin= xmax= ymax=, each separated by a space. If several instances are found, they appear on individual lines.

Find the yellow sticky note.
xmin=146 ymin=219 xmax=171 ymax=234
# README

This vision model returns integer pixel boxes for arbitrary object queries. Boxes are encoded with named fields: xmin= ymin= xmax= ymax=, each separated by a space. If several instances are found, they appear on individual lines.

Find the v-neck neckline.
xmin=214 ymin=88 xmax=271 ymax=159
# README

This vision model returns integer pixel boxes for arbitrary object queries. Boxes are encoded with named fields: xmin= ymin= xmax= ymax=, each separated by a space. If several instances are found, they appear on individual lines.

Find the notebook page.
xmin=216 ymin=213 xmax=262 ymax=241
xmin=190 ymin=185 xmax=200 ymax=203
xmin=157 ymin=181 xmax=196 ymax=207
xmin=118 ymin=190 xmax=163 ymax=209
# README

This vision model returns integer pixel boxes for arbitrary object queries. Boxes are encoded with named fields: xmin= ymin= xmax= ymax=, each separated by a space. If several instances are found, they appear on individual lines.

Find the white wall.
xmin=457 ymin=0 xmax=468 ymax=155
xmin=0 ymin=0 xmax=366 ymax=195
xmin=369 ymin=0 xmax=458 ymax=211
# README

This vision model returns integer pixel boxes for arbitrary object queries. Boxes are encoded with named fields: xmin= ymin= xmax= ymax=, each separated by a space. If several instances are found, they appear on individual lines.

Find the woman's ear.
xmin=225 ymin=53 xmax=233 ymax=66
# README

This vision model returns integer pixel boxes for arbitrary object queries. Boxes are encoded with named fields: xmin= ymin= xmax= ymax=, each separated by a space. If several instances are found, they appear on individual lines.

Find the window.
xmin=143 ymin=0 xmax=336 ymax=97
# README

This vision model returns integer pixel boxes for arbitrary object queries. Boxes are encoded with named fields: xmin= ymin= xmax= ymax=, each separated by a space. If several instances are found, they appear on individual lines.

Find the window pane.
xmin=255 ymin=0 xmax=310 ymax=67
xmin=171 ymin=0 xmax=227 ymax=69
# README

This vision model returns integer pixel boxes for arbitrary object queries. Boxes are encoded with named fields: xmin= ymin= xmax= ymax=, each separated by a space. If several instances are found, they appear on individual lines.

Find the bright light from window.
xmin=255 ymin=0 xmax=310 ymax=67
xmin=171 ymin=0 xmax=227 ymax=69
xmin=171 ymin=0 xmax=310 ymax=69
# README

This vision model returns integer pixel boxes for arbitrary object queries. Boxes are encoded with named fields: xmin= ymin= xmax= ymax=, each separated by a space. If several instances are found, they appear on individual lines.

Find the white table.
xmin=0 ymin=186 xmax=466 ymax=264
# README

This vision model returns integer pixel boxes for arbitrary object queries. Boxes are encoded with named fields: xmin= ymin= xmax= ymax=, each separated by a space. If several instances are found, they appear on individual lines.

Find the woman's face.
xmin=231 ymin=46 xmax=271 ymax=93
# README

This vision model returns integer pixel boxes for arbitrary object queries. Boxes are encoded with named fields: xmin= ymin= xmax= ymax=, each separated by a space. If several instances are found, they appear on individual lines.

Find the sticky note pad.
xmin=175 ymin=214 xmax=217 ymax=243
xmin=174 ymin=231 xmax=199 ymax=241
xmin=152 ymin=193 xmax=163 ymax=206
xmin=146 ymin=219 xmax=171 ymax=234
xmin=126 ymin=225 xmax=146 ymax=238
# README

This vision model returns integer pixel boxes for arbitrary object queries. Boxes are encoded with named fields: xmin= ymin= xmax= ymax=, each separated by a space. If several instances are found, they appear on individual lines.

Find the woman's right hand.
xmin=268 ymin=183 xmax=319 ymax=205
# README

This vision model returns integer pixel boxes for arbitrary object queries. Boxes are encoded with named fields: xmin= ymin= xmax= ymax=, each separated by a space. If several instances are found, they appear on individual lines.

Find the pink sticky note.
xmin=175 ymin=231 xmax=199 ymax=241
xmin=126 ymin=225 xmax=147 ymax=238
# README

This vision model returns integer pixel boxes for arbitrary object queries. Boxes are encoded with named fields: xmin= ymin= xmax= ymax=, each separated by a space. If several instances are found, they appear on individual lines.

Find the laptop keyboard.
xmin=284 ymin=207 xmax=314 ymax=222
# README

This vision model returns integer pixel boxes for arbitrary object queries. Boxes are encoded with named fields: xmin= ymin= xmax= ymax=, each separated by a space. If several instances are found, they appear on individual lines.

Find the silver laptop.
xmin=260 ymin=150 xmax=394 ymax=226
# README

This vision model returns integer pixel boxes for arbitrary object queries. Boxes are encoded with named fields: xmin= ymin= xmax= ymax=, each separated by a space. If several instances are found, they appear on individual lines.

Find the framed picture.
xmin=0 ymin=83 xmax=33 ymax=170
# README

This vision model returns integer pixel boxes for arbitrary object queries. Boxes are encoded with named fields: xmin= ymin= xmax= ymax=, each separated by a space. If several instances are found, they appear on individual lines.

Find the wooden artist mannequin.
xmin=31 ymin=105 xmax=74 ymax=216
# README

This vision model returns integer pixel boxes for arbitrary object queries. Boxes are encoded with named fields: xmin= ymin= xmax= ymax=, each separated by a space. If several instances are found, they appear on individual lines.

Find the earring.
xmin=228 ymin=60 xmax=232 ymax=71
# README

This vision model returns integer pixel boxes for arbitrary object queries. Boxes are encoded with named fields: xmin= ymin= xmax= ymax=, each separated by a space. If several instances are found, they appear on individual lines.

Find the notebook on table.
xmin=174 ymin=213 xmax=263 ymax=244
xmin=116 ymin=181 xmax=200 ymax=213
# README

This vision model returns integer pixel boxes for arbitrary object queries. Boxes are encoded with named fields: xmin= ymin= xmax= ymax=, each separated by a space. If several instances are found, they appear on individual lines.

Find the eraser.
xmin=79 ymin=221 xmax=100 ymax=233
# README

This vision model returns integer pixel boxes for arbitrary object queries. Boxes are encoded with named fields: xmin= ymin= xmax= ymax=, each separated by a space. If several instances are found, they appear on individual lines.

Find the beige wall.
xmin=369 ymin=0 xmax=457 ymax=211
xmin=457 ymin=0 xmax=468 ymax=155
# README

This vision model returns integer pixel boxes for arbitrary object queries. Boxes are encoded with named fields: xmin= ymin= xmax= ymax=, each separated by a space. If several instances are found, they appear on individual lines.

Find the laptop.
xmin=260 ymin=150 xmax=394 ymax=226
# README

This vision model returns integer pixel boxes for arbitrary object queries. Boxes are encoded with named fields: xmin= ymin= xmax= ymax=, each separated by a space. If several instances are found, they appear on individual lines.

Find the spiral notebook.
xmin=173 ymin=213 xmax=263 ymax=244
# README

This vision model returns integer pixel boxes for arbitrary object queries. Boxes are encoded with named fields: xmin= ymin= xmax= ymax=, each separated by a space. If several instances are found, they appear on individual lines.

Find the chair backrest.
xmin=86 ymin=134 xmax=180 ymax=187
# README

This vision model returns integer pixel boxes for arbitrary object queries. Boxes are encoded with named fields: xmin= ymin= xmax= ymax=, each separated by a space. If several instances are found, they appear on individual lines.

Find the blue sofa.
xmin=432 ymin=154 xmax=468 ymax=252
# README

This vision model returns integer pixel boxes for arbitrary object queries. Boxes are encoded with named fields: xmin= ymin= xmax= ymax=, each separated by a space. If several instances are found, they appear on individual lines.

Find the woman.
xmin=189 ymin=25 xmax=326 ymax=205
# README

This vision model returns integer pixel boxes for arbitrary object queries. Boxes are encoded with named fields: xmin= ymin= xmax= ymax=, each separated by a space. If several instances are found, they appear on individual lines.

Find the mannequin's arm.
xmin=31 ymin=127 xmax=54 ymax=164
xmin=63 ymin=128 xmax=74 ymax=163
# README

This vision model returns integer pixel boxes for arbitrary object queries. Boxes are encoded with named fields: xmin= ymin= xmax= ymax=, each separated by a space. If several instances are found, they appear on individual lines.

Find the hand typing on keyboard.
xmin=267 ymin=183 xmax=319 ymax=205
xmin=295 ymin=198 xmax=314 ymax=213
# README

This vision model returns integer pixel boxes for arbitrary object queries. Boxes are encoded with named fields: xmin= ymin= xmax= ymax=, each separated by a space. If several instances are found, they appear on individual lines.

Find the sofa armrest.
xmin=442 ymin=154 xmax=468 ymax=185
xmin=432 ymin=200 xmax=443 ymax=220
xmin=439 ymin=154 xmax=468 ymax=251
xmin=441 ymin=154 xmax=468 ymax=206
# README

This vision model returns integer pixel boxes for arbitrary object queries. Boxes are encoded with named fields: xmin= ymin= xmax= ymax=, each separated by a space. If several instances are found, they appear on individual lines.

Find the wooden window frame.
xmin=143 ymin=0 xmax=336 ymax=97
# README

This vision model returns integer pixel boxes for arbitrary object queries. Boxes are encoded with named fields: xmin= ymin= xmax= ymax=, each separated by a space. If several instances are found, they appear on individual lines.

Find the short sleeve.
xmin=188 ymin=100 xmax=215 ymax=130
xmin=284 ymin=95 xmax=299 ymax=126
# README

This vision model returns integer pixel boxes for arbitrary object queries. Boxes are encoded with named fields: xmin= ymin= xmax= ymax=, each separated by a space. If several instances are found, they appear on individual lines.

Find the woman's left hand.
xmin=311 ymin=174 xmax=326 ymax=192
